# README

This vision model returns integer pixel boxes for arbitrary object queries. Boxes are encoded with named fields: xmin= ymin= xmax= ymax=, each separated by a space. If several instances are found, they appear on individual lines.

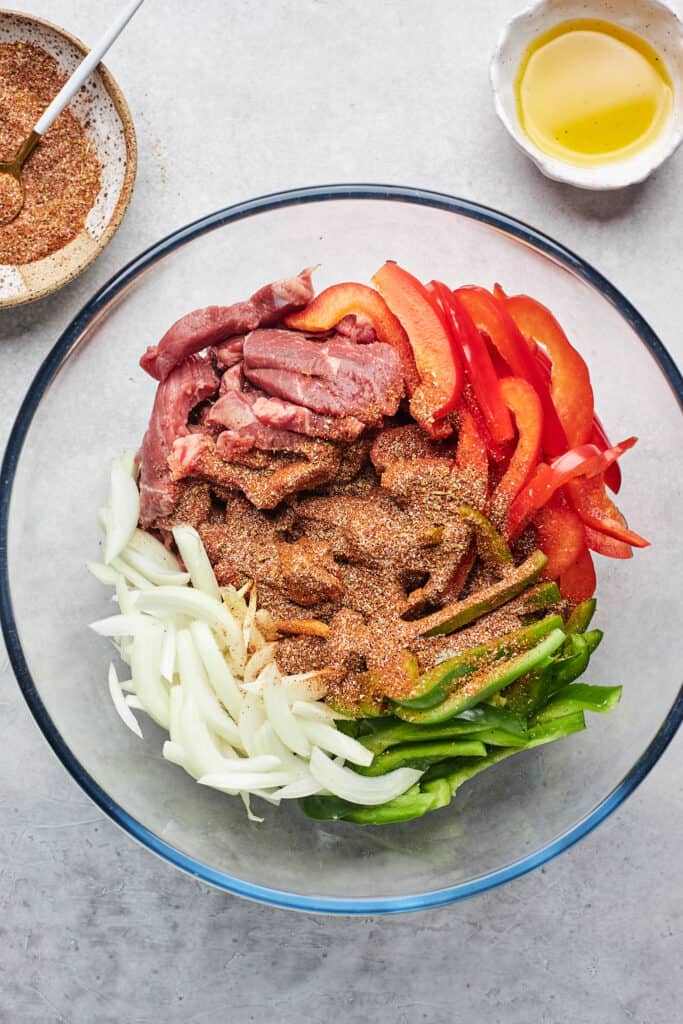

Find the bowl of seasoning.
xmin=0 ymin=10 xmax=136 ymax=307
xmin=490 ymin=0 xmax=683 ymax=189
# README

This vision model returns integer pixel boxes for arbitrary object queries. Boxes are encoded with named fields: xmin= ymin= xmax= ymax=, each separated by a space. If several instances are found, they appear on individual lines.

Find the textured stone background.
xmin=0 ymin=2 xmax=681 ymax=1021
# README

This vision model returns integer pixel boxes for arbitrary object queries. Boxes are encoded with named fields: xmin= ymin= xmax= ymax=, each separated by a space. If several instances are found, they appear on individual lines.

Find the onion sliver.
xmin=126 ymin=528 xmax=181 ymax=571
xmin=292 ymin=701 xmax=349 ymax=722
xmin=110 ymin=556 xmax=152 ymax=591
xmin=308 ymin=747 xmax=422 ymax=805
xmin=108 ymin=663 xmax=143 ymax=738
xmin=199 ymin=770 xmax=302 ymax=792
xmin=121 ymin=547 xmax=190 ymax=587
xmin=130 ymin=623 xmax=169 ymax=730
xmin=90 ymin=614 xmax=150 ymax=637
xmin=176 ymin=630 xmax=243 ymax=748
xmin=135 ymin=587 xmax=245 ymax=667
xmin=171 ymin=685 xmax=235 ymax=779
xmin=280 ymin=672 xmax=328 ymax=703
xmin=160 ymin=624 xmax=176 ymax=683
xmin=244 ymin=644 xmax=277 ymax=684
xmin=263 ymin=669 xmax=311 ymax=757
xmin=172 ymin=525 xmax=221 ymax=600
xmin=162 ymin=740 xmax=187 ymax=767
xmin=271 ymin=776 xmax=326 ymax=800
xmin=190 ymin=621 xmax=242 ymax=720
xmin=104 ymin=458 xmax=140 ymax=565
xmin=86 ymin=561 xmax=119 ymax=585
xmin=300 ymin=721 xmax=373 ymax=767
xmin=238 ymin=692 xmax=266 ymax=757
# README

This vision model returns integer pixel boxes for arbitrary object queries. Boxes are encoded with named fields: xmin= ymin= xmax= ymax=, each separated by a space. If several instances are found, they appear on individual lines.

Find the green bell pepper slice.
xmin=394 ymin=629 xmax=566 ymax=725
xmin=396 ymin=613 xmax=564 ymax=710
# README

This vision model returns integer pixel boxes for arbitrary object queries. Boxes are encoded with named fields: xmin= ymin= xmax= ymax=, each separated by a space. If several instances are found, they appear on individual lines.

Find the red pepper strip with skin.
xmin=456 ymin=405 xmax=489 ymax=496
xmin=455 ymin=286 xmax=567 ymax=455
xmin=503 ymin=294 xmax=595 ymax=448
xmin=430 ymin=282 xmax=514 ymax=446
xmin=589 ymin=415 xmax=622 ymax=494
xmin=534 ymin=503 xmax=587 ymax=579
xmin=534 ymin=341 xmax=621 ymax=494
xmin=283 ymin=282 xmax=421 ymax=396
xmin=490 ymin=377 xmax=543 ymax=525
xmin=559 ymin=546 xmax=597 ymax=603
xmin=508 ymin=438 xmax=637 ymax=540
xmin=372 ymin=262 xmax=464 ymax=431
xmin=566 ymin=475 xmax=649 ymax=549
xmin=584 ymin=523 xmax=632 ymax=560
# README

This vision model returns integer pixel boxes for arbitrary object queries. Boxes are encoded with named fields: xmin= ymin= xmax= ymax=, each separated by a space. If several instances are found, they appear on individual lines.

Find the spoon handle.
xmin=33 ymin=0 xmax=145 ymax=137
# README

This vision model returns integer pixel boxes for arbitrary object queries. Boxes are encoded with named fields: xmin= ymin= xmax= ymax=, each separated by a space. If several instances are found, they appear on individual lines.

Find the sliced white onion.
xmin=120 ymin=547 xmax=190 ymax=587
xmin=308 ymin=747 xmax=422 ymax=805
xmin=253 ymin=721 xmax=307 ymax=776
xmin=221 ymin=586 xmax=248 ymax=626
xmin=244 ymin=644 xmax=277 ymax=684
xmin=126 ymin=528 xmax=180 ymax=571
xmin=160 ymin=624 xmax=177 ymax=683
xmin=300 ymin=720 xmax=373 ymax=767
xmin=292 ymin=701 xmax=350 ymax=722
xmin=171 ymin=684 xmax=233 ymax=780
xmin=162 ymin=739 xmax=187 ymax=767
xmin=280 ymin=671 xmax=329 ymax=703
xmin=130 ymin=623 xmax=169 ymax=730
xmin=176 ymin=629 xmax=243 ymax=749
xmin=125 ymin=695 xmax=145 ymax=711
xmin=271 ymin=776 xmax=326 ymax=800
xmin=172 ymin=525 xmax=221 ymax=600
xmin=115 ymin=575 xmax=136 ymax=616
xmin=243 ymin=584 xmax=258 ymax=650
xmin=119 ymin=449 xmax=137 ymax=478
xmin=89 ymin=614 xmax=150 ymax=637
xmin=108 ymin=663 xmax=143 ymax=739
xmin=238 ymin=692 xmax=266 ymax=757
xmin=205 ymin=754 xmax=281 ymax=773
xmin=240 ymin=793 xmax=264 ymax=822
xmin=190 ymin=620 xmax=242 ymax=720
xmin=198 ymin=770 xmax=301 ymax=792
xmin=262 ymin=668 xmax=311 ymax=758
xmin=104 ymin=458 xmax=140 ymax=564
xmin=110 ymin=555 xmax=152 ymax=591
xmin=86 ymin=561 xmax=120 ymax=585
xmin=135 ymin=587 xmax=245 ymax=667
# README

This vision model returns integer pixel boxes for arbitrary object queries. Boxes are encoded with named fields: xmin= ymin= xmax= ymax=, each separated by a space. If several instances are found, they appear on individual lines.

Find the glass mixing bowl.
xmin=1 ymin=185 xmax=681 ymax=913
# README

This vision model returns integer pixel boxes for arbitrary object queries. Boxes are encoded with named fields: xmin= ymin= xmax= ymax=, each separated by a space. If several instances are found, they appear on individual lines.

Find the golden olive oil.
xmin=515 ymin=19 xmax=673 ymax=166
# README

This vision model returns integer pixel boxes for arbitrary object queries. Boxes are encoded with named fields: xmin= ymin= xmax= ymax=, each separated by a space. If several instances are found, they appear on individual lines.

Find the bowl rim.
xmin=1 ymin=183 xmax=682 ymax=914
xmin=0 ymin=8 xmax=138 ymax=308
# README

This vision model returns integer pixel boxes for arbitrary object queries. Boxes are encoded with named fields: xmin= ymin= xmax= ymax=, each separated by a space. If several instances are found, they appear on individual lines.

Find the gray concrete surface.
xmin=0 ymin=2 xmax=681 ymax=1021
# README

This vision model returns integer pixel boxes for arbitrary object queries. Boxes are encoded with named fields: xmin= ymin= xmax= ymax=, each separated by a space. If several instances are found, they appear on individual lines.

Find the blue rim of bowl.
xmin=1 ymin=184 xmax=682 ymax=914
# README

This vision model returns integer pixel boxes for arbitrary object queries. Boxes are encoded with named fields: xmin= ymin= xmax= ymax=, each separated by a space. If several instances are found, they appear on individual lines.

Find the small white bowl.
xmin=490 ymin=0 xmax=683 ymax=189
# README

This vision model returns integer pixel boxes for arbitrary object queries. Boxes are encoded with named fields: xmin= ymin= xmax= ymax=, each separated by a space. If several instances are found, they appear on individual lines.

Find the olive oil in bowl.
xmin=515 ymin=19 xmax=673 ymax=167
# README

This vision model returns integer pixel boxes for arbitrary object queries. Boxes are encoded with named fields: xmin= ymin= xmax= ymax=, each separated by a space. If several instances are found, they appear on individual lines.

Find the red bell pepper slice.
xmin=455 ymin=286 xmax=567 ymax=455
xmin=533 ymin=343 xmax=620 ymax=493
xmin=429 ymin=282 xmax=514 ymax=446
xmin=503 ymin=294 xmax=594 ymax=448
xmin=507 ymin=438 xmax=637 ymax=539
xmin=372 ymin=262 xmax=464 ymax=431
xmin=456 ymin=405 xmax=489 ymax=501
xmin=284 ymin=281 xmax=421 ymax=395
xmin=559 ymin=546 xmax=597 ymax=603
xmin=490 ymin=377 xmax=543 ymax=524
xmin=567 ymin=475 xmax=649 ymax=549
xmin=589 ymin=414 xmax=621 ymax=494
xmin=534 ymin=503 xmax=587 ymax=579
xmin=584 ymin=524 xmax=633 ymax=560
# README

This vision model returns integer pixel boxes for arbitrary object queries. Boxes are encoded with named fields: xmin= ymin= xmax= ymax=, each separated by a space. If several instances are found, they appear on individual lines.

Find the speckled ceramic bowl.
xmin=491 ymin=0 xmax=683 ymax=189
xmin=0 ymin=10 xmax=137 ymax=308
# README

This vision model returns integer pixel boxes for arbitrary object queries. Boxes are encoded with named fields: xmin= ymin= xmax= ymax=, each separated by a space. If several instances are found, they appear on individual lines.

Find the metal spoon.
xmin=0 ymin=0 xmax=144 ymax=227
